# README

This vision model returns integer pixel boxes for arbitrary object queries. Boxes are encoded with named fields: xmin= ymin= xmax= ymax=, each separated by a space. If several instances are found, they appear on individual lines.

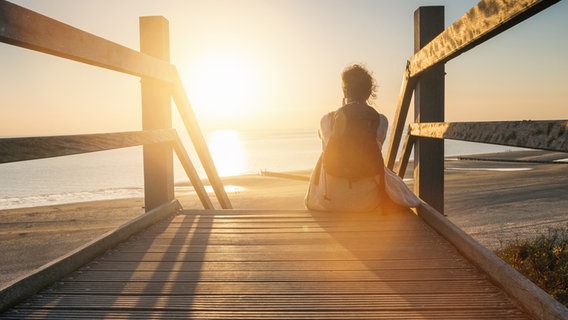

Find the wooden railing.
xmin=385 ymin=0 xmax=567 ymax=214
xmin=0 ymin=0 xmax=232 ymax=210
xmin=384 ymin=1 xmax=567 ymax=319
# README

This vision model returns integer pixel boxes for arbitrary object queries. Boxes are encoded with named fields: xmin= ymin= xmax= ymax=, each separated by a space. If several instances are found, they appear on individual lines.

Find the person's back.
xmin=305 ymin=64 xmax=388 ymax=212
xmin=323 ymin=102 xmax=384 ymax=184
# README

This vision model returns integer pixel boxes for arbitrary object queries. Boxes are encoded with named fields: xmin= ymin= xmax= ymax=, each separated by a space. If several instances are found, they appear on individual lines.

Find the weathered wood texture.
xmin=1 ymin=209 xmax=536 ymax=319
xmin=0 ymin=0 xmax=176 ymax=82
xmin=407 ymin=0 xmax=560 ymax=77
xmin=0 ymin=129 xmax=177 ymax=164
xmin=410 ymin=120 xmax=568 ymax=152
xmin=417 ymin=202 xmax=568 ymax=320
xmin=385 ymin=75 xmax=417 ymax=169
xmin=0 ymin=200 xmax=180 ymax=313
xmin=413 ymin=6 xmax=445 ymax=214
xmin=385 ymin=0 xmax=561 ymax=169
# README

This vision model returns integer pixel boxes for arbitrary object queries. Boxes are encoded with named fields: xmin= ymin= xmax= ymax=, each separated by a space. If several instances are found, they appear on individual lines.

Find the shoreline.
xmin=1 ymin=150 xmax=567 ymax=286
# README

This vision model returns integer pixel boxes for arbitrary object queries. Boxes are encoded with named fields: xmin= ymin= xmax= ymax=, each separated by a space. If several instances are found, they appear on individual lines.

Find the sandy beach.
xmin=1 ymin=150 xmax=567 ymax=287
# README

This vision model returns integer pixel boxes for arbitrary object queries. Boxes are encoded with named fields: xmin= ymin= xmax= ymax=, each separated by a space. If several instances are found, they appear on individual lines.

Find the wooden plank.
xmin=0 ymin=0 xmax=176 ymax=82
xmin=394 ymin=132 xmax=415 ymax=178
xmin=0 ymin=129 xmax=176 ymax=164
xmin=413 ymin=6 xmax=445 ymax=214
xmin=384 ymin=75 xmax=417 ymax=169
xmin=65 ymin=269 xmax=485 ymax=282
xmin=407 ymin=0 xmax=561 ymax=77
xmin=21 ymin=293 xmax=519 ymax=311
xmin=96 ymin=249 xmax=460 ymax=262
xmin=1 ymin=309 xmax=530 ymax=320
xmin=172 ymin=135 xmax=214 ymax=209
xmin=115 ymin=241 xmax=450 ymax=254
xmin=0 ymin=200 xmax=180 ymax=312
xmin=409 ymin=120 xmax=568 ymax=152
xmin=416 ymin=202 xmax=568 ymax=320
xmin=141 ymin=224 xmax=433 ymax=233
xmin=124 ymin=233 xmax=448 ymax=247
xmin=48 ymin=279 xmax=499 ymax=295
xmin=85 ymin=259 xmax=472 ymax=272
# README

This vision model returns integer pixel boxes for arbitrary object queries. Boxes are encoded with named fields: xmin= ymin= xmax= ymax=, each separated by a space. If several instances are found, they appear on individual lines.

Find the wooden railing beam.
xmin=410 ymin=120 xmax=568 ymax=152
xmin=408 ymin=0 xmax=561 ymax=78
xmin=172 ymin=72 xmax=233 ymax=209
xmin=394 ymin=132 xmax=415 ymax=179
xmin=385 ymin=74 xmax=417 ymax=169
xmin=171 ymin=133 xmax=215 ymax=210
xmin=0 ymin=129 xmax=177 ymax=164
xmin=0 ymin=0 xmax=177 ymax=83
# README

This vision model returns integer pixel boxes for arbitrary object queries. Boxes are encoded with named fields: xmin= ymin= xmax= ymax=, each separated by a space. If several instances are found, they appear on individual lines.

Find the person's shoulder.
xmin=320 ymin=110 xmax=337 ymax=129
xmin=321 ymin=110 xmax=337 ymax=122
xmin=378 ymin=113 xmax=388 ymax=125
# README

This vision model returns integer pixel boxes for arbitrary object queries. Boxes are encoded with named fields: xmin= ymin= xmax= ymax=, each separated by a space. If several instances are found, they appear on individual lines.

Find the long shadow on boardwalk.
xmin=124 ymin=213 xmax=213 ymax=318
xmin=3 ymin=213 xmax=212 ymax=319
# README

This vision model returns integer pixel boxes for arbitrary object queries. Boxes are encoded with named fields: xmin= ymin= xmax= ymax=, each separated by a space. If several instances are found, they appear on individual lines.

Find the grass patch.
xmin=496 ymin=224 xmax=568 ymax=307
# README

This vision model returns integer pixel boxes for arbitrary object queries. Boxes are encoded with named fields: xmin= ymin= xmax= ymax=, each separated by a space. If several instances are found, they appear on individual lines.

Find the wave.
xmin=0 ymin=187 xmax=144 ymax=210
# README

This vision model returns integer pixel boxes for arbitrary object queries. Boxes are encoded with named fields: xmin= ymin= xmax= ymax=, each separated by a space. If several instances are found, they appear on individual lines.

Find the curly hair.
xmin=341 ymin=64 xmax=377 ymax=103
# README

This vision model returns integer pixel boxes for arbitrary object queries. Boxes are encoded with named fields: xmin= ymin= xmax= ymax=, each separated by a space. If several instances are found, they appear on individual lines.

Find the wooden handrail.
xmin=0 ymin=129 xmax=176 ymax=164
xmin=385 ymin=75 xmax=417 ymax=169
xmin=416 ymin=201 xmax=568 ymax=320
xmin=407 ymin=0 xmax=560 ymax=78
xmin=0 ymin=129 xmax=214 ymax=209
xmin=0 ymin=129 xmax=215 ymax=209
xmin=385 ymin=0 xmax=562 ymax=169
xmin=410 ymin=120 xmax=568 ymax=152
xmin=0 ymin=1 xmax=176 ymax=83
xmin=0 ymin=0 xmax=230 ymax=209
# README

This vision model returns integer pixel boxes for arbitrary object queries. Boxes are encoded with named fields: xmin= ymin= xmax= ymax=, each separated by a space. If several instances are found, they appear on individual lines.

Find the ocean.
xmin=0 ymin=129 xmax=522 ymax=210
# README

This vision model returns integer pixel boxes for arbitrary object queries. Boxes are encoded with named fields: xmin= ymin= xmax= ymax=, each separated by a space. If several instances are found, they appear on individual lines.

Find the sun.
xmin=183 ymin=52 xmax=263 ymax=121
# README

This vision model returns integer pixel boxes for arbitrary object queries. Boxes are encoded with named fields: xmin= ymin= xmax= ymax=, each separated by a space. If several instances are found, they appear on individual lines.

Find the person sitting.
xmin=305 ymin=64 xmax=420 ymax=212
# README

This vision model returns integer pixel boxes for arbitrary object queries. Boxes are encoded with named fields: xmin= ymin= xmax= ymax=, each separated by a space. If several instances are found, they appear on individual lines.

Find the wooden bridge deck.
xmin=2 ymin=208 xmax=531 ymax=319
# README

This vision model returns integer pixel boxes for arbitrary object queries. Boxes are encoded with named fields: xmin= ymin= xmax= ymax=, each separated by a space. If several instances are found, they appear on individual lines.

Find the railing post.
xmin=414 ymin=6 xmax=445 ymax=214
xmin=140 ymin=16 xmax=174 ymax=211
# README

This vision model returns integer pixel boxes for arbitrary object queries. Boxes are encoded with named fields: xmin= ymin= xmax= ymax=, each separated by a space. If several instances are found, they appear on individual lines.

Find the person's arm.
xmin=319 ymin=112 xmax=335 ymax=148
xmin=376 ymin=114 xmax=389 ymax=147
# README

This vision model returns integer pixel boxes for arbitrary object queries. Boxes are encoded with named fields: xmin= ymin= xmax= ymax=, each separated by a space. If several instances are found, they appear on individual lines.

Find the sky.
xmin=1 ymin=0 xmax=566 ymax=137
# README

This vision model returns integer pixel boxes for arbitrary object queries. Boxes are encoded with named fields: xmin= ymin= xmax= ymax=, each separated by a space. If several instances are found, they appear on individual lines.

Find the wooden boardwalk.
xmin=1 ymin=207 xmax=532 ymax=319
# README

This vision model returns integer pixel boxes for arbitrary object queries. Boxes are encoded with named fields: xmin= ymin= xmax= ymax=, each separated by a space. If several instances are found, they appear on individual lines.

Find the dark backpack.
xmin=322 ymin=103 xmax=385 ymax=183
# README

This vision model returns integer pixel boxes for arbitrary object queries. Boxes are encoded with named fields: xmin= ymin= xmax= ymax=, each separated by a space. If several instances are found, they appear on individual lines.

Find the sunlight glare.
xmin=207 ymin=130 xmax=247 ymax=177
xmin=185 ymin=52 xmax=263 ymax=120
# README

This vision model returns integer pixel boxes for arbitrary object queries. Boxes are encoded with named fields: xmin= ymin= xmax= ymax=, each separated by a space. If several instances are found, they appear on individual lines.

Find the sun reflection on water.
xmin=207 ymin=130 xmax=247 ymax=177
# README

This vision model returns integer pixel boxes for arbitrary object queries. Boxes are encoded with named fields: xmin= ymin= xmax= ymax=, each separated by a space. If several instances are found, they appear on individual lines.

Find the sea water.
xmin=0 ymin=129 xmax=521 ymax=210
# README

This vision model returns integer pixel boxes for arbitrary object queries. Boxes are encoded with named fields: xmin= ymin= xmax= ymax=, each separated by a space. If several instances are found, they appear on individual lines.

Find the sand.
xmin=1 ymin=151 xmax=567 ymax=286
xmin=444 ymin=151 xmax=568 ymax=250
